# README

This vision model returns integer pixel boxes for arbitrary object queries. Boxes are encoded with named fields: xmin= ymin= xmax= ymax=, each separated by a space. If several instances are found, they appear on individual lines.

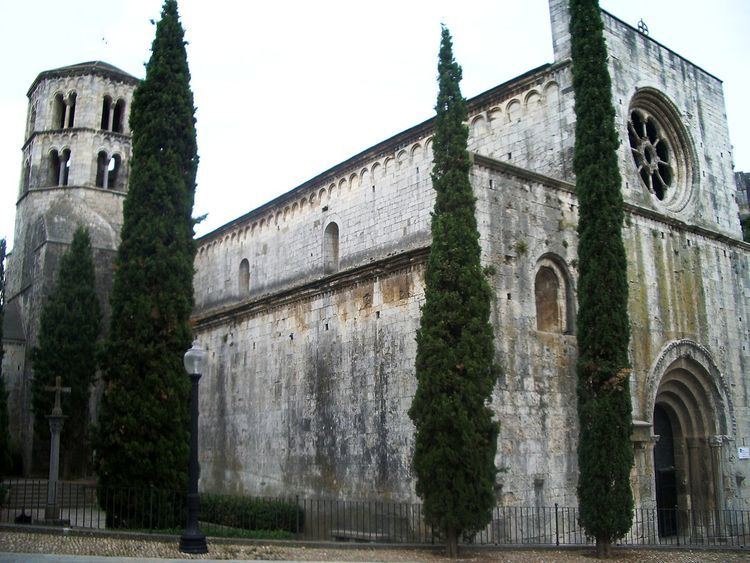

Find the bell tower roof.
xmin=28 ymin=60 xmax=139 ymax=96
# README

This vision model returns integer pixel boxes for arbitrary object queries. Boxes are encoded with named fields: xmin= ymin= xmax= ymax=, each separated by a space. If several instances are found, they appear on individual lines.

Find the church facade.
xmin=3 ymin=0 xmax=749 ymax=526
xmin=191 ymin=0 xmax=750 ymax=517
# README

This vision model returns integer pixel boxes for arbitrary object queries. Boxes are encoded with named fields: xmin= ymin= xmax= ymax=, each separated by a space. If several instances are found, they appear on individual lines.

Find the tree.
xmin=0 ymin=238 xmax=12 ymax=474
xmin=569 ymin=0 xmax=634 ymax=557
xmin=94 ymin=0 xmax=198 ymax=510
xmin=30 ymin=227 xmax=101 ymax=477
xmin=408 ymin=26 xmax=499 ymax=559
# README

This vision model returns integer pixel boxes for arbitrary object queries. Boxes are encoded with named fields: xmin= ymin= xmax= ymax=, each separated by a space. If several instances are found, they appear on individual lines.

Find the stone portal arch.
xmin=646 ymin=340 xmax=732 ymax=538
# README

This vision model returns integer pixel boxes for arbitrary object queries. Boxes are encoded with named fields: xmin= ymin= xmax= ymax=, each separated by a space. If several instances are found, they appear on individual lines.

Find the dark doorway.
xmin=653 ymin=404 xmax=678 ymax=536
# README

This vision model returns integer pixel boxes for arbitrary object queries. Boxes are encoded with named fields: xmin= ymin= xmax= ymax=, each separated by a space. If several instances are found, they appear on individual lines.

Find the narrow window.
xmin=535 ymin=266 xmax=561 ymax=333
xmin=66 ymin=92 xmax=76 ymax=127
xmin=29 ymin=104 xmax=37 ymax=134
xmin=53 ymin=94 xmax=65 ymax=129
xmin=323 ymin=222 xmax=340 ymax=274
xmin=112 ymin=99 xmax=125 ymax=133
xmin=107 ymin=154 xmax=121 ymax=189
xmin=239 ymin=259 xmax=250 ymax=297
xmin=101 ymin=96 xmax=112 ymax=130
xmin=96 ymin=151 xmax=108 ymax=187
xmin=22 ymin=159 xmax=31 ymax=192
xmin=48 ymin=150 xmax=61 ymax=186
xmin=60 ymin=149 xmax=71 ymax=186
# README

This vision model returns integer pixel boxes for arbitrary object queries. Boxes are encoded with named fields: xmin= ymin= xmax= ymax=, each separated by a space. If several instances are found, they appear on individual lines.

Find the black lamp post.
xmin=179 ymin=341 xmax=208 ymax=554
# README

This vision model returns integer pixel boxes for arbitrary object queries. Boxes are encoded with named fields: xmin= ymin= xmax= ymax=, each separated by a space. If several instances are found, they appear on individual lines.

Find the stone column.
xmin=631 ymin=420 xmax=658 ymax=543
xmin=44 ymin=414 xmax=66 ymax=521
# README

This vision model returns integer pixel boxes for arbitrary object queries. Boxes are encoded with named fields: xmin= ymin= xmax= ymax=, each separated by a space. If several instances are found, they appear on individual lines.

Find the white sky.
xmin=1 ymin=1 xmax=748 ymax=250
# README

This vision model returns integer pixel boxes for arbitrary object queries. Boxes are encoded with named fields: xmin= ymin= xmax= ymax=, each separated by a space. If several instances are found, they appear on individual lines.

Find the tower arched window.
xmin=53 ymin=94 xmax=65 ymax=129
xmin=107 ymin=154 xmax=122 ymax=189
xmin=22 ymin=159 xmax=31 ymax=192
xmin=66 ymin=92 xmax=76 ymax=127
xmin=239 ymin=259 xmax=250 ymax=297
xmin=60 ymin=149 xmax=71 ymax=186
xmin=101 ymin=96 xmax=112 ymax=130
xmin=534 ymin=256 xmax=575 ymax=334
xmin=48 ymin=150 xmax=61 ymax=186
xmin=96 ymin=151 xmax=108 ymax=187
xmin=323 ymin=222 xmax=340 ymax=274
xmin=112 ymin=99 xmax=125 ymax=133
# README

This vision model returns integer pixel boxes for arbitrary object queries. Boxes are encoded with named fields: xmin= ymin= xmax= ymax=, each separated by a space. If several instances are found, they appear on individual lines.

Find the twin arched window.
xmin=47 ymin=149 xmax=71 ymax=186
xmin=101 ymin=96 xmax=126 ymax=132
xmin=534 ymin=257 xmax=575 ymax=334
xmin=96 ymin=151 xmax=122 ymax=189
xmin=52 ymin=92 xmax=76 ymax=129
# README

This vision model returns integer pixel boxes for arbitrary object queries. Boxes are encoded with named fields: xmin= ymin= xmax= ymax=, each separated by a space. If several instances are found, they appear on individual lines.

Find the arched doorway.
xmin=652 ymin=354 xmax=728 ymax=537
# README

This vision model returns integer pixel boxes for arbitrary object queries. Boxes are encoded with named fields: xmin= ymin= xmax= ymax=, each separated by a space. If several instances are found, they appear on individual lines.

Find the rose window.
xmin=628 ymin=109 xmax=673 ymax=201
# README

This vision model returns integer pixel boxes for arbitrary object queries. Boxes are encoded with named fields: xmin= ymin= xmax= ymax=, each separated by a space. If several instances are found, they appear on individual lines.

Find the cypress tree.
xmin=408 ymin=26 xmax=499 ymax=559
xmin=30 ymin=227 xmax=101 ymax=477
xmin=94 ymin=0 xmax=198 ymax=509
xmin=0 ymin=238 xmax=12 ymax=474
xmin=569 ymin=0 xmax=634 ymax=556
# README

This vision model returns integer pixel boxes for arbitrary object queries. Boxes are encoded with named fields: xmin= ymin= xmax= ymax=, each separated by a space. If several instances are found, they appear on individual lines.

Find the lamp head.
xmin=183 ymin=341 xmax=207 ymax=375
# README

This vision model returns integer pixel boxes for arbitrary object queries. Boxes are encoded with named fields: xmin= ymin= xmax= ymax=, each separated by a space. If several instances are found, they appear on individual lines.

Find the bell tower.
xmin=2 ymin=61 xmax=139 ymax=474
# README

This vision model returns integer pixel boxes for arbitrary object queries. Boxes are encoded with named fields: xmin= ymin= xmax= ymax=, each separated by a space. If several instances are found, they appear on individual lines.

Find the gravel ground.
xmin=0 ymin=529 xmax=748 ymax=561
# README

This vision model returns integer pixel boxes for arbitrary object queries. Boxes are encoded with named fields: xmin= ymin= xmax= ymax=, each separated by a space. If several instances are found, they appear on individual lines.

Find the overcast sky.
xmin=1 ymin=1 xmax=748 ymax=250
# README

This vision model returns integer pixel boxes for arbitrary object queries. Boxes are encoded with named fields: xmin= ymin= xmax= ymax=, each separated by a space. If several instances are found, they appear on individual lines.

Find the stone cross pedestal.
xmin=44 ymin=376 xmax=70 ymax=524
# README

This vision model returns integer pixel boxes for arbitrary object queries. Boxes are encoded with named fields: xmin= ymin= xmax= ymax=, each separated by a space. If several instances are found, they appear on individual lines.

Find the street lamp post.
xmin=179 ymin=341 xmax=208 ymax=554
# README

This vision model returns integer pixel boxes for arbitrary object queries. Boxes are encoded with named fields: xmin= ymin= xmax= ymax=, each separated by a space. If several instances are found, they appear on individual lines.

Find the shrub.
xmin=200 ymin=494 xmax=303 ymax=533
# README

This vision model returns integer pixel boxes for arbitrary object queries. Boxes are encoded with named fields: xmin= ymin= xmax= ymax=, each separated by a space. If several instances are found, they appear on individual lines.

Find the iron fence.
xmin=1 ymin=478 xmax=749 ymax=548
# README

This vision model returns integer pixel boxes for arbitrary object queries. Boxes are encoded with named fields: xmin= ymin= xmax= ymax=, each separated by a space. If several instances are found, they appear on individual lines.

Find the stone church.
xmin=3 ymin=0 xmax=749 ymax=527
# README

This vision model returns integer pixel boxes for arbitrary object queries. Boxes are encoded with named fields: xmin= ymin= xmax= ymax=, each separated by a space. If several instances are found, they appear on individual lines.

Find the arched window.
xmin=101 ymin=96 xmax=112 ymax=130
xmin=48 ymin=150 xmax=61 ymax=186
xmin=96 ymin=151 xmax=108 ymax=187
xmin=535 ymin=267 xmax=561 ymax=333
xmin=323 ymin=222 xmax=340 ymax=274
xmin=66 ymin=92 xmax=76 ymax=127
xmin=534 ymin=256 xmax=575 ymax=334
xmin=60 ymin=149 xmax=71 ymax=186
xmin=22 ymin=159 xmax=31 ymax=192
xmin=239 ymin=259 xmax=250 ymax=297
xmin=107 ymin=154 xmax=121 ymax=189
xmin=112 ymin=99 xmax=125 ymax=133
xmin=53 ymin=94 xmax=66 ymax=129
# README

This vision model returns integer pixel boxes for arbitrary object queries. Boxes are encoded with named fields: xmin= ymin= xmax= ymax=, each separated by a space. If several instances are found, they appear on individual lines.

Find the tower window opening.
xmin=48 ymin=150 xmax=61 ymax=186
xmin=53 ymin=94 xmax=65 ymax=129
xmin=96 ymin=151 xmax=108 ymax=187
xmin=61 ymin=149 xmax=71 ymax=186
xmin=66 ymin=92 xmax=76 ymax=128
xmin=112 ymin=99 xmax=125 ymax=133
xmin=323 ymin=222 xmax=340 ymax=274
xmin=101 ymin=96 xmax=112 ymax=130
xmin=22 ymin=159 xmax=31 ymax=192
xmin=107 ymin=154 xmax=121 ymax=189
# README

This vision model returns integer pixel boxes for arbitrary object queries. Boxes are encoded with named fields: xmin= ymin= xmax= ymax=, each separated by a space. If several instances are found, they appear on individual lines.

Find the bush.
xmin=98 ymin=486 xmax=185 ymax=530
xmin=200 ymin=494 xmax=303 ymax=533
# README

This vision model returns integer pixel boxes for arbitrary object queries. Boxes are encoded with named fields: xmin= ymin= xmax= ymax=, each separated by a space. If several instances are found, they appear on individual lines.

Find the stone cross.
xmin=44 ymin=376 xmax=70 ymax=524
xmin=45 ymin=376 xmax=71 ymax=417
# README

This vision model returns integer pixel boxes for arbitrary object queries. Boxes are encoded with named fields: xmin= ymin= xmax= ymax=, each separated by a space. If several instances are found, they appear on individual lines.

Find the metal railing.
xmin=2 ymin=479 xmax=748 ymax=548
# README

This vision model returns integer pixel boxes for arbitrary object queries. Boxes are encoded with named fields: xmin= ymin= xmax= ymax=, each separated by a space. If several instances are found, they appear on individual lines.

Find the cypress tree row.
xmin=408 ymin=26 xmax=499 ymax=559
xmin=0 ymin=238 xmax=12 ymax=474
xmin=31 ymin=227 xmax=101 ymax=478
xmin=569 ymin=0 xmax=633 ymax=556
xmin=94 ymin=0 xmax=198 ymax=509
